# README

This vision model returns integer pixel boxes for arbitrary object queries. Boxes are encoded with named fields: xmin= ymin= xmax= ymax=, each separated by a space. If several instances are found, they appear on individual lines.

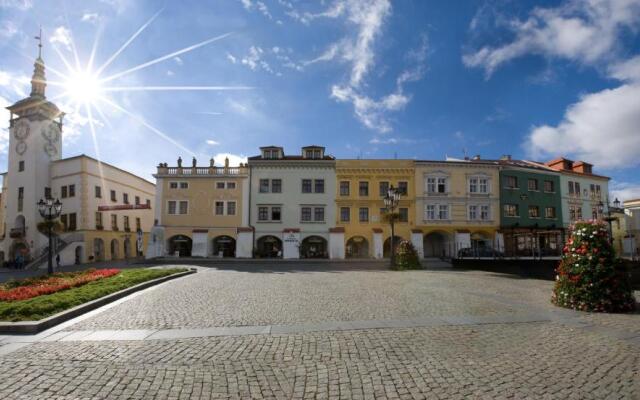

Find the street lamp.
xmin=37 ymin=198 xmax=62 ymax=274
xmin=598 ymin=200 xmax=617 ymax=245
xmin=383 ymin=185 xmax=401 ymax=266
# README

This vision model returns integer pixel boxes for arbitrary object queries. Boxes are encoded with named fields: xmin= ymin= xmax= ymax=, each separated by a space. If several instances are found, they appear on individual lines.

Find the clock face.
xmin=41 ymin=124 xmax=60 ymax=142
xmin=13 ymin=122 xmax=30 ymax=140
xmin=15 ymin=141 xmax=27 ymax=155
xmin=44 ymin=143 xmax=58 ymax=156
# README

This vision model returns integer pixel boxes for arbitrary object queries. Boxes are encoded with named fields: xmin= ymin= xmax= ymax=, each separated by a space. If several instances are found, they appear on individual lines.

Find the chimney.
xmin=500 ymin=155 xmax=512 ymax=161
xmin=472 ymin=154 xmax=481 ymax=160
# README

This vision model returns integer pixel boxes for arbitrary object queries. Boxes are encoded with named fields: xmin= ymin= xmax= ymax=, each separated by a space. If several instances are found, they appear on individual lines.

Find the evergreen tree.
xmin=392 ymin=240 xmax=422 ymax=270
xmin=552 ymin=221 xmax=636 ymax=312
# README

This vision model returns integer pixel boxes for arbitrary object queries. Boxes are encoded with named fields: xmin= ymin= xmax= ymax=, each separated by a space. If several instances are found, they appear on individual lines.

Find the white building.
xmin=248 ymin=146 xmax=337 ymax=259
xmin=0 ymin=48 xmax=155 ymax=267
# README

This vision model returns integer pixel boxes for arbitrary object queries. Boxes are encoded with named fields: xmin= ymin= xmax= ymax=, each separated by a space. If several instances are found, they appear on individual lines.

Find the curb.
xmin=0 ymin=268 xmax=196 ymax=334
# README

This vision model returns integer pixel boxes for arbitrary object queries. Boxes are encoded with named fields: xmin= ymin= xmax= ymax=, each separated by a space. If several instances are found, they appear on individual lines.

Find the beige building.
xmin=147 ymin=157 xmax=252 ymax=258
xmin=415 ymin=159 xmax=501 ymax=257
xmin=0 ymin=46 xmax=155 ymax=267
xmin=622 ymin=199 xmax=640 ymax=260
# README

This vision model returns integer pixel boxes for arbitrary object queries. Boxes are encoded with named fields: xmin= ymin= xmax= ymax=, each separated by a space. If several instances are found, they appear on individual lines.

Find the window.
xmin=469 ymin=205 xmax=477 ymax=220
xmin=124 ymin=216 xmax=130 ymax=231
xmin=68 ymin=184 xmax=75 ymax=197
xmin=259 ymin=179 xmax=269 ymax=193
xmin=68 ymin=213 xmax=77 ymax=231
xmin=227 ymin=201 xmax=236 ymax=215
xmin=146 ymin=199 xmax=151 ymax=207
xmin=359 ymin=207 xmax=369 ymax=222
xmin=179 ymin=182 xmax=188 ymax=189
xmin=135 ymin=196 xmax=140 ymax=205
xmin=215 ymin=201 xmax=224 ymax=215
xmin=592 ymin=207 xmax=598 ymax=220
xmin=314 ymin=149 xmax=321 ymax=159
xmin=505 ymin=176 xmax=518 ymax=189
xmin=359 ymin=181 xmax=369 ymax=196
xmin=504 ymin=204 xmax=519 ymax=217
xmin=44 ymin=187 xmax=51 ymax=199
xmin=168 ymin=201 xmax=177 ymax=215
xmin=123 ymin=193 xmax=129 ymax=204
xmin=545 ymin=207 xmax=556 ymax=219
xmin=575 ymin=182 xmax=581 ymax=196
xmin=179 ymin=201 xmax=188 ymax=215
xmin=425 ymin=204 xmax=436 ymax=220
xmin=340 ymin=181 xmax=350 ymax=196
xmin=258 ymin=206 xmax=269 ymax=221
xmin=398 ymin=208 xmax=408 ymax=222
xmin=95 ymin=186 xmax=102 ymax=198
xmin=305 ymin=150 xmax=313 ymax=159
xmin=595 ymin=184 xmax=601 ymax=198
xmin=136 ymin=217 xmax=141 ymax=231
xmin=111 ymin=214 xmax=118 ymax=230
xmin=271 ymin=206 xmax=281 ymax=221
xmin=479 ymin=178 xmax=488 ymax=193
xmin=480 ymin=205 xmax=490 ymax=220
xmin=427 ymin=177 xmax=448 ymax=194
xmin=18 ymin=160 xmax=24 ymax=171
xmin=271 ymin=179 xmax=282 ymax=193
xmin=301 ymin=207 xmax=312 ymax=221
xmin=544 ymin=180 xmax=554 ymax=193
xmin=340 ymin=207 xmax=350 ymax=222
xmin=110 ymin=190 xmax=116 ymax=201
xmin=61 ymin=186 xmax=68 ymax=198
xmin=216 ymin=182 xmax=225 ymax=189
xmin=469 ymin=178 xmax=478 ymax=193
xmin=227 ymin=182 xmax=236 ymax=189
xmin=379 ymin=181 xmax=389 ymax=197
xmin=314 ymin=207 xmax=325 ymax=222
xmin=302 ymin=179 xmax=312 ymax=193
xmin=95 ymin=212 xmax=103 ymax=229
xmin=527 ymin=179 xmax=538 ymax=191
xmin=60 ymin=214 xmax=68 ymax=230
xmin=169 ymin=182 xmax=178 ymax=189
xmin=18 ymin=187 xmax=23 ymax=212
xmin=397 ymin=181 xmax=408 ymax=195
xmin=528 ymin=205 xmax=540 ymax=218
xmin=314 ymin=179 xmax=325 ymax=193
xmin=438 ymin=204 xmax=449 ymax=220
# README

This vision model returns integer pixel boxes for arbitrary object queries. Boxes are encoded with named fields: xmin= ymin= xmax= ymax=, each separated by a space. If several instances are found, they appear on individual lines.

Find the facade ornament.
xmin=210 ymin=158 xmax=215 ymax=167
xmin=177 ymin=157 xmax=182 ymax=167
xmin=192 ymin=157 xmax=197 ymax=168
xmin=224 ymin=157 xmax=229 ymax=168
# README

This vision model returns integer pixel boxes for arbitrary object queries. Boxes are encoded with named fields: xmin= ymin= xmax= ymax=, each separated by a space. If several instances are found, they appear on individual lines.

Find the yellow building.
xmin=415 ymin=159 xmax=501 ymax=258
xmin=147 ymin=157 xmax=252 ymax=258
xmin=335 ymin=160 xmax=415 ymax=258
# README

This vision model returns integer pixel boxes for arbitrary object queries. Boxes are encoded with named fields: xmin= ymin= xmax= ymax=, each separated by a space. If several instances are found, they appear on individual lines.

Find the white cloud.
xmin=166 ymin=70 xmax=174 ymax=76
xmin=213 ymin=153 xmax=247 ymax=166
xmin=610 ymin=181 xmax=640 ymax=202
xmin=608 ymin=55 xmax=640 ymax=81
xmin=226 ymin=53 xmax=237 ymax=64
xmin=0 ymin=21 xmax=17 ymax=39
xmin=0 ymin=96 xmax=11 ymax=153
xmin=239 ymin=0 xmax=272 ymax=20
xmin=239 ymin=46 xmax=277 ymax=74
xmin=0 ymin=0 xmax=32 ymax=10
xmin=464 ymin=0 xmax=640 ymax=77
xmin=173 ymin=56 xmax=184 ymax=66
xmin=49 ymin=26 xmax=73 ymax=51
xmin=206 ymin=139 xmax=220 ymax=146
xmin=81 ymin=13 xmax=99 ymax=23
xmin=0 ymin=69 xmax=30 ymax=98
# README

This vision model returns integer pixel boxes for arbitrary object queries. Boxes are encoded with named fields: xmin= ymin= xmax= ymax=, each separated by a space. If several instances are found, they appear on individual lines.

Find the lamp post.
xmin=383 ymin=185 xmax=401 ymax=266
xmin=598 ymin=199 xmax=617 ymax=245
xmin=37 ymin=198 xmax=62 ymax=274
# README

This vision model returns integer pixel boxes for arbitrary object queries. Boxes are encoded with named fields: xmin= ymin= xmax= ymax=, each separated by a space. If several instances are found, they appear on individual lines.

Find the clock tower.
xmin=3 ymin=37 xmax=64 ymax=262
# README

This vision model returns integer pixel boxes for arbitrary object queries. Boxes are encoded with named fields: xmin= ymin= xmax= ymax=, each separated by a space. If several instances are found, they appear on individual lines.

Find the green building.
xmin=499 ymin=160 xmax=564 ymax=257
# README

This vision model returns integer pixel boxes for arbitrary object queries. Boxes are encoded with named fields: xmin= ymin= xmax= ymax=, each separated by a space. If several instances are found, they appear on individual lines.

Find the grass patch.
xmin=0 ymin=268 xmax=188 ymax=322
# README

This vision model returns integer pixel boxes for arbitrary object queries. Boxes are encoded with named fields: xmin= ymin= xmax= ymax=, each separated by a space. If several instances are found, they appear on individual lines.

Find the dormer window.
xmin=261 ymin=147 xmax=282 ymax=159
xmin=302 ymin=147 xmax=324 ymax=159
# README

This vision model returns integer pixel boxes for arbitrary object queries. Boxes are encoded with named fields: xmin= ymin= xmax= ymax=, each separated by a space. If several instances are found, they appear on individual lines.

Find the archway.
xmin=256 ymin=235 xmax=282 ymax=258
xmin=93 ymin=238 xmax=105 ymax=262
xmin=300 ymin=236 xmax=328 ymax=258
xmin=383 ymin=236 xmax=404 ymax=258
xmin=110 ymin=239 xmax=119 ymax=260
xmin=212 ymin=235 xmax=236 ymax=257
xmin=168 ymin=235 xmax=192 ymax=257
xmin=124 ymin=238 xmax=131 ymax=259
xmin=423 ymin=232 xmax=449 ymax=258
xmin=74 ymin=245 xmax=83 ymax=264
xmin=9 ymin=241 xmax=29 ymax=264
xmin=346 ymin=236 xmax=369 ymax=258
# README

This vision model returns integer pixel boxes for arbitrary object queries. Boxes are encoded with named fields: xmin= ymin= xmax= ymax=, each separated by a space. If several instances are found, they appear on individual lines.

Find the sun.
xmin=63 ymin=69 xmax=103 ymax=104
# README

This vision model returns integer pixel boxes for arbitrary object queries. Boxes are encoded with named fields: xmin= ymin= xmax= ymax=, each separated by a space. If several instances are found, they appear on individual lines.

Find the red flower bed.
xmin=0 ymin=269 xmax=121 ymax=302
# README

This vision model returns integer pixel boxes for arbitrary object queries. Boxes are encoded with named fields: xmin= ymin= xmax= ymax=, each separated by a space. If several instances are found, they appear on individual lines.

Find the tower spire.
xmin=30 ymin=27 xmax=46 ymax=98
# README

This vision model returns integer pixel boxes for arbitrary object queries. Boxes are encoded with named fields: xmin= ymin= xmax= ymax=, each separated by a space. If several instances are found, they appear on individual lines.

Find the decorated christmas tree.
xmin=392 ymin=240 xmax=422 ymax=270
xmin=552 ymin=221 xmax=636 ymax=312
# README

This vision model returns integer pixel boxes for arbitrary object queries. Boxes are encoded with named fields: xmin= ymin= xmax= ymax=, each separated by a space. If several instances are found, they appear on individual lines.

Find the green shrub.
xmin=392 ymin=240 xmax=422 ymax=270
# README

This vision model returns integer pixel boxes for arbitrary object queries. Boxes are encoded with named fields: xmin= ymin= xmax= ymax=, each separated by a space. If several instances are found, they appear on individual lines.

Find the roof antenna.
xmin=463 ymin=147 xmax=468 ymax=159
xmin=35 ymin=26 xmax=43 ymax=58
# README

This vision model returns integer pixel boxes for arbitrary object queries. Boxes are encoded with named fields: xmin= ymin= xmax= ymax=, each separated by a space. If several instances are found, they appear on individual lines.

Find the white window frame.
xmin=178 ymin=200 xmax=189 ymax=215
xmin=227 ymin=201 xmax=236 ymax=215
xmin=424 ymin=203 xmax=450 ymax=221
xmin=425 ymin=173 xmax=449 ymax=195
xmin=227 ymin=182 xmax=236 ymax=189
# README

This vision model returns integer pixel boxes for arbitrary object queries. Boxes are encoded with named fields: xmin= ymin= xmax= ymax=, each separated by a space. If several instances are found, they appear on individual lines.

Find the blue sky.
xmin=1 ymin=0 xmax=639 ymax=200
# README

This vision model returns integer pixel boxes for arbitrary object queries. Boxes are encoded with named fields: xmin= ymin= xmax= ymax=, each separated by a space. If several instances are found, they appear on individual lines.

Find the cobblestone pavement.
xmin=0 ymin=263 xmax=638 ymax=399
